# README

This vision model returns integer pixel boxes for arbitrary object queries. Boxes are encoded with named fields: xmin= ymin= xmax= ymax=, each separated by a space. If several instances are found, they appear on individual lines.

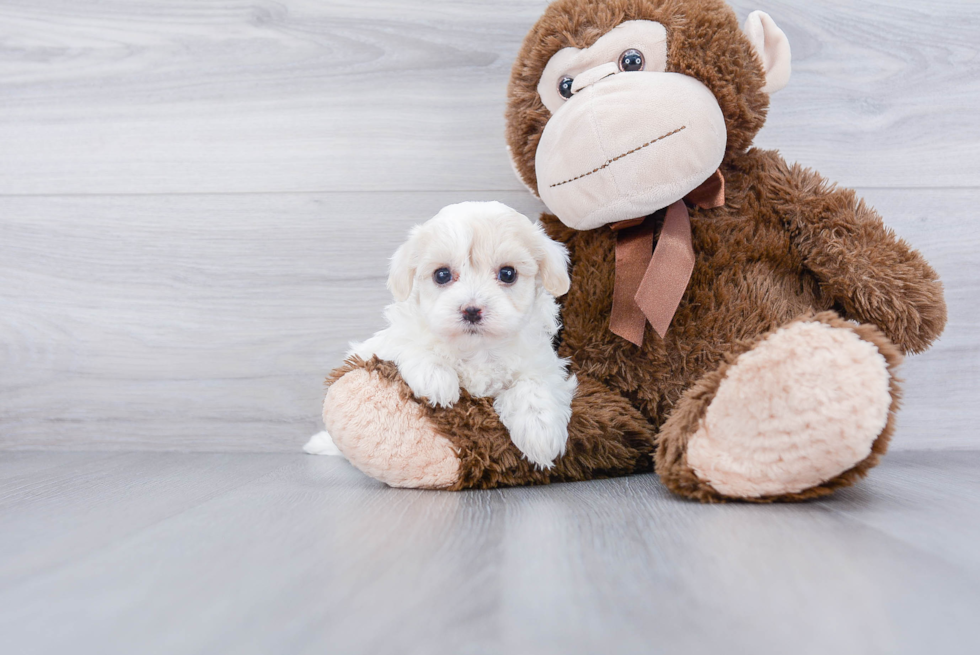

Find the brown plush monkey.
xmin=321 ymin=0 xmax=946 ymax=501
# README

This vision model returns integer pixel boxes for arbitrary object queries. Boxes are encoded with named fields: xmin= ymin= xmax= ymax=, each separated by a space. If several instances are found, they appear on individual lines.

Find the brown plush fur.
xmin=324 ymin=0 xmax=946 ymax=501
xmin=543 ymin=148 xmax=945 ymax=431
xmin=328 ymin=356 xmax=656 ymax=490
xmin=499 ymin=0 xmax=944 ymax=501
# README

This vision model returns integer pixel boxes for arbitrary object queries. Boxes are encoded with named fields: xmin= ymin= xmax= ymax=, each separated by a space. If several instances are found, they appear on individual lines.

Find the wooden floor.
xmin=1 ymin=450 xmax=978 ymax=654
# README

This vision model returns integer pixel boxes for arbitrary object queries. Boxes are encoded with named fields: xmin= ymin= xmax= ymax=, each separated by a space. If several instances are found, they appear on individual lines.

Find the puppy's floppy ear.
xmin=387 ymin=226 xmax=420 ymax=302
xmin=532 ymin=224 xmax=571 ymax=297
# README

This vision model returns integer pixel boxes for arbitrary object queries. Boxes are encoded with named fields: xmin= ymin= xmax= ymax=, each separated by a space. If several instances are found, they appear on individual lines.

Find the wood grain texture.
xmin=0 ymin=452 xmax=287 ymax=585
xmin=0 ymin=451 xmax=978 ymax=655
xmin=0 ymin=191 xmax=549 ymax=451
xmin=0 ymin=0 xmax=977 ymax=194
xmin=1 ymin=188 xmax=975 ymax=452
xmin=0 ymin=1 xmax=977 ymax=452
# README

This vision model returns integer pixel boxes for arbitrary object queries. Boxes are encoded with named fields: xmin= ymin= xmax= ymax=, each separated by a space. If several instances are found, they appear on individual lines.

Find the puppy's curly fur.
xmin=315 ymin=202 xmax=578 ymax=470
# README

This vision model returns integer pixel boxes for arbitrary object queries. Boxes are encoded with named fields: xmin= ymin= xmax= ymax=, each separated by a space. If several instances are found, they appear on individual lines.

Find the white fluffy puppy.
xmin=306 ymin=201 xmax=577 ymax=469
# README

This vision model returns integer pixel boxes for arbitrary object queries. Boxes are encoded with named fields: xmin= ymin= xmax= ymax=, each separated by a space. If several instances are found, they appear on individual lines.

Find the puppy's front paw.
xmin=400 ymin=362 xmax=461 ymax=408
xmin=494 ymin=381 xmax=573 ymax=469
xmin=511 ymin=419 xmax=568 ymax=470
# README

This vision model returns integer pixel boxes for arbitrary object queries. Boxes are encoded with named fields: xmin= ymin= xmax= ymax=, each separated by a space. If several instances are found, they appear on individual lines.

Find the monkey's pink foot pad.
xmin=687 ymin=321 xmax=893 ymax=498
xmin=323 ymin=367 xmax=461 ymax=489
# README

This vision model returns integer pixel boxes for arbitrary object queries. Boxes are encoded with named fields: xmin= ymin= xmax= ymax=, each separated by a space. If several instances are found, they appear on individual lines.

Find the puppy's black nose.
xmin=462 ymin=306 xmax=483 ymax=324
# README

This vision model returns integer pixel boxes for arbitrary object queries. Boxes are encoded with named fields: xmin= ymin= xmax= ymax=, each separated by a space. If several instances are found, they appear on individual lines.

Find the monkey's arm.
xmin=323 ymin=357 xmax=655 ymax=490
xmin=766 ymin=153 xmax=947 ymax=354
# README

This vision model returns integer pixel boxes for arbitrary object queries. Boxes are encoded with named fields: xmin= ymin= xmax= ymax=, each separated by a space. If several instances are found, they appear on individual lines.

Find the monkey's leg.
xmin=655 ymin=311 xmax=902 ymax=502
xmin=323 ymin=357 xmax=654 ymax=490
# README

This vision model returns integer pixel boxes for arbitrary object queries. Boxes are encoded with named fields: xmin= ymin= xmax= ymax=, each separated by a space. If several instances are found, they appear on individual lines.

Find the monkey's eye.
xmin=557 ymin=76 xmax=574 ymax=99
xmin=619 ymin=49 xmax=644 ymax=72
xmin=497 ymin=266 xmax=517 ymax=284
xmin=433 ymin=268 xmax=453 ymax=285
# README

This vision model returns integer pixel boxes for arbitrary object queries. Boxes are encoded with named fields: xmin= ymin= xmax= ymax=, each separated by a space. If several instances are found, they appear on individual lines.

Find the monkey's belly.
xmin=563 ymin=260 xmax=830 ymax=428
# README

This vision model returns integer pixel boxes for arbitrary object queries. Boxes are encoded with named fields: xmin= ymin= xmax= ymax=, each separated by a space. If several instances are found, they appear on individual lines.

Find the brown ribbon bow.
xmin=608 ymin=169 xmax=725 ymax=347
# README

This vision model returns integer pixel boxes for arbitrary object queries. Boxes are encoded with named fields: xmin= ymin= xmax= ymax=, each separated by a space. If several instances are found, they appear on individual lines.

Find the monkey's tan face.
xmin=534 ymin=20 xmax=728 ymax=230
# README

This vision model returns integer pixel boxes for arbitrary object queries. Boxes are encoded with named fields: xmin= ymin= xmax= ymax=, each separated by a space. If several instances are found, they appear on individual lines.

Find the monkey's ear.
xmin=387 ymin=228 xmax=420 ymax=302
xmin=743 ymin=11 xmax=791 ymax=94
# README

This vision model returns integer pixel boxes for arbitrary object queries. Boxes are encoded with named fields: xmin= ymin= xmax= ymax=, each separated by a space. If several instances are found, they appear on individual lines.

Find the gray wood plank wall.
xmin=1 ymin=0 xmax=977 ymax=452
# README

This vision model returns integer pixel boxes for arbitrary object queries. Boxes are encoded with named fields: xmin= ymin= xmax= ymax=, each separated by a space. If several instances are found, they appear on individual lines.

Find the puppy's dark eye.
xmin=558 ymin=76 xmax=574 ymax=99
xmin=497 ymin=266 xmax=517 ymax=284
xmin=433 ymin=268 xmax=453 ymax=285
xmin=619 ymin=49 xmax=644 ymax=72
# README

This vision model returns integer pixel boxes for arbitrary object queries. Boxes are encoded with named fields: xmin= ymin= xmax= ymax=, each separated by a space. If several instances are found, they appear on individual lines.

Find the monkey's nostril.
xmin=462 ymin=306 xmax=483 ymax=323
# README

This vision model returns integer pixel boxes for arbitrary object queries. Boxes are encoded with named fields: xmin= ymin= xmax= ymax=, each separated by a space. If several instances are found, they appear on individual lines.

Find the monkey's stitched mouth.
xmin=548 ymin=125 xmax=687 ymax=188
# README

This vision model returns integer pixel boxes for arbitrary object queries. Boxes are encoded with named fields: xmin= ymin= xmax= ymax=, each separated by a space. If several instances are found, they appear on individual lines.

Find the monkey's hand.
xmin=769 ymin=154 xmax=947 ymax=354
